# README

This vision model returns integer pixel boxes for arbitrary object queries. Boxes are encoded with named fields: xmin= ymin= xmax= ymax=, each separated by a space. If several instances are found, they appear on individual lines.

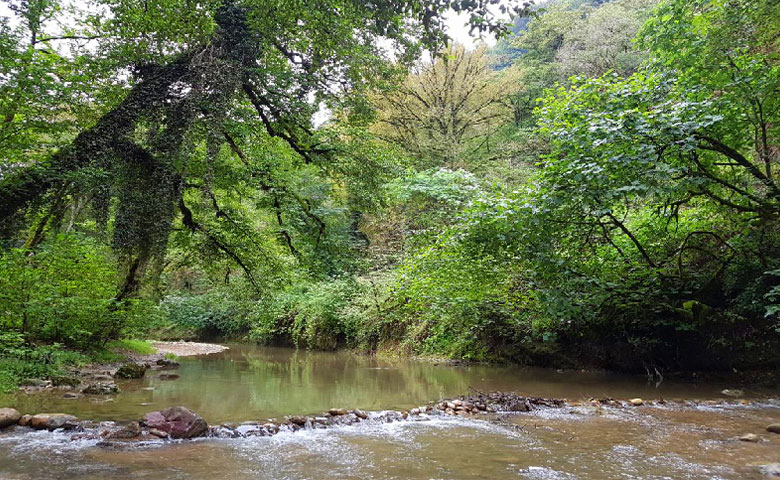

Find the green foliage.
xmin=0 ymin=234 xmax=160 ymax=348
xmin=161 ymin=287 xmax=255 ymax=339
xmin=0 ymin=332 xmax=90 ymax=393
xmin=106 ymin=339 xmax=157 ymax=355
xmin=249 ymin=278 xmax=362 ymax=350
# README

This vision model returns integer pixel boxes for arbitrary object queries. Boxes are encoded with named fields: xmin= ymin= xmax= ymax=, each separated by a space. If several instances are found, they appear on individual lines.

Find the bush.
xmin=0 ymin=332 xmax=90 ymax=392
xmin=160 ymin=286 xmax=255 ymax=339
xmin=0 ymin=234 xmax=161 ymax=349
xmin=249 ymin=278 xmax=364 ymax=350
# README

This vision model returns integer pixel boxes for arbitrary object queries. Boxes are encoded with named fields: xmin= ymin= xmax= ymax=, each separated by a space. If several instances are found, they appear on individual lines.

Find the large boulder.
xmin=141 ymin=406 xmax=207 ymax=439
xmin=0 ymin=408 xmax=22 ymax=428
xmin=29 ymin=413 xmax=78 ymax=430
xmin=114 ymin=363 xmax=148 ymax=379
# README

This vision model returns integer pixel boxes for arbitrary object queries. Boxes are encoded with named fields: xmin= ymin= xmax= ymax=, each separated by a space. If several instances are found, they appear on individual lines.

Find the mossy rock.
xmin=50 ymin=375 xmax=81 ymax=387
xmin=82 ymin=382 xmax=120 ymax=395
xmin=114 ymin=363 xmax=148 ymax=379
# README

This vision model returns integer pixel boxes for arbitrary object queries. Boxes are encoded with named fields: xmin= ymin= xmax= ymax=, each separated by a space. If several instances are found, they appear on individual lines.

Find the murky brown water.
xmin=0 ymin=344 xmax=778 ymax=479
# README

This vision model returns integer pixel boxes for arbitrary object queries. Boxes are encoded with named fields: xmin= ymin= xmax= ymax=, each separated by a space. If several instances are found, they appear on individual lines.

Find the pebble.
xmin=148 ymin=428 xmax=169 ymax=438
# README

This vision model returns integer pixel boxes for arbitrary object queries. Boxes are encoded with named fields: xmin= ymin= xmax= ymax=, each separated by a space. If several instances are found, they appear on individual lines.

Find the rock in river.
xmin=0 ymin=408 xmax=22 ymax=428
xmin=29 ymin=413 xmax=79 ymax=430
xmin=114 ymin=363 xmax=148 ymax=379
xmin=104 ymin=421 xmax=141 ymax=439
xmin=141 ymin=406 xmax=207 ymax=439
xmin=628 ymin=398 xmax=644 ymax=406
xmin=82 ymin=382 xmax=119 ymax=395
xmin=767 ymin=423 xmax=780 ymax=434
xmin=720 ymin=389 xmax=744 ymax=398
xmin=739 ymin=433 xmax=760 ymax=442
xmin=155 ymin=358 xmax=180 ymax=369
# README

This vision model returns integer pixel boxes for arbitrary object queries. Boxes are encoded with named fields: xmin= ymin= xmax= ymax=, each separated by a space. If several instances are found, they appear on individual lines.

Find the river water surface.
xmin=0 ymin=344 xmax=778 ymax=479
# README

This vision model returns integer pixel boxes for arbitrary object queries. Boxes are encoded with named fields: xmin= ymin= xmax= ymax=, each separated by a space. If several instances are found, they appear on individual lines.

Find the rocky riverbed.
xmin=2 ymin=392 xmax=779 ymax=451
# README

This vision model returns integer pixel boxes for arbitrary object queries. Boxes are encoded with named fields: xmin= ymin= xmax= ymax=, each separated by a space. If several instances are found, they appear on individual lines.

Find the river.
xmin=1 ymin=344 xmax=778 ymax=479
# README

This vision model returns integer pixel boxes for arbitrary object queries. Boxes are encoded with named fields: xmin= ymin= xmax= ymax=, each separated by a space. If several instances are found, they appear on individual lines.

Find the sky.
xmin=445 ymin=11 xmax=501 ymax=48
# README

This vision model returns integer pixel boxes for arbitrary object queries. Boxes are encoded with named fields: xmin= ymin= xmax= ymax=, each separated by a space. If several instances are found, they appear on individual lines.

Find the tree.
xmin=371 ymin=45 xmax=516 ymax=169
xmin=0 ymin=0 xmax=528 ymax=297
xmin=555 ymin=0 xmax=656 ymax=78
xmin=529 ymin=0 xmax=780 ymax=346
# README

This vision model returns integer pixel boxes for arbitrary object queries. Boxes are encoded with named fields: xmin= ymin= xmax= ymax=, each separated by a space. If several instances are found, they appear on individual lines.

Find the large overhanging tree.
xmin=0 ymin=0 xmax=528 ymax=297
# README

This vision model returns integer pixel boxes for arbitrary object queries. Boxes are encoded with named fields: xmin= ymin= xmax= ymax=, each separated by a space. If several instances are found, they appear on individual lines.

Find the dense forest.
xmin=1 ymin=0 xmax=779 ymax=392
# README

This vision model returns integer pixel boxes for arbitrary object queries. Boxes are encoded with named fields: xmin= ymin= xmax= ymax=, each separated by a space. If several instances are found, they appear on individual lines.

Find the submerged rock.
xmin=29 ymin=413 xmax=78 ymax=430
xmin=141 ymin=406 xmax=207 ymax=439
xmin=115 ymin=363 xmax=148 ymax=379
xmin=157 ymin=374 xmax=180 ymax=381
xmin=0 ymin=408 xmax=22 ymax=429
xmin=767 ymin=423 xmax=780 ymax=434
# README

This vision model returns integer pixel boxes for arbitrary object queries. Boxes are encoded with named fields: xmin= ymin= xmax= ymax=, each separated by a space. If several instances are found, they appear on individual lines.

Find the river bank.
xmin=14 ymin=342 xmax=228 ymax=396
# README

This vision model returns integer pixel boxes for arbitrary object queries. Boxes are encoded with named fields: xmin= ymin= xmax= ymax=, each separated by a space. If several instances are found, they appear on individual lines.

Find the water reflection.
xmin=1 ymin=344 xmax=778 ymax=424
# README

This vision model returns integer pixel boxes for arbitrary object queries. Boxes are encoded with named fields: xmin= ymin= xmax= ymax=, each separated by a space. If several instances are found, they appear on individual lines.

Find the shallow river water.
xmin=0 ymin=344 xmax=778 ymax=479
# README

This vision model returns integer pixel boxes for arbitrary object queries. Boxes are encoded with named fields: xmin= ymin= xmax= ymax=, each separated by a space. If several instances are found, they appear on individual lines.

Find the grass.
xmin=106 ymin=339 xmax=157 ymax=355
xmin=0 ymin=338 xmax=158 ymax=393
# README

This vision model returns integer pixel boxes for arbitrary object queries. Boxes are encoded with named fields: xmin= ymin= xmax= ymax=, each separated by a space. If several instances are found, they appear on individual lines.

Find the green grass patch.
xmin=106 ymin=339 xmax=157 ymax=355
